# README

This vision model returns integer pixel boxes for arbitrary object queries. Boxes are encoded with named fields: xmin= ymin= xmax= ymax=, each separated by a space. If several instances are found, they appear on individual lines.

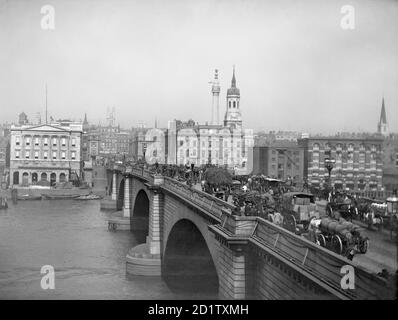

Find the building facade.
xmin=298 ymin=134 xmax=384 ymax=191
xmin=167 ymin=68 xmax=254 ymax=169
xmin=9 ymin=122 xmax=83 ymax=186
xmin=252 ymin=142 xmax=304 ymax=181
xmin=382 ymin=134 xmax=398 ymax=191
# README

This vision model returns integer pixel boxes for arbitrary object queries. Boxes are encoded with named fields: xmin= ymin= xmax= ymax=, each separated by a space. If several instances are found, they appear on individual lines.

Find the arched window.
xmin=22 ymin=172 xmax=29 ymax=185
xmin=59 ymin=173 xmax=66 ymax=182
xmin=233 ymin=101 xmax=236 ymax=108
xmin=32 ymin=173 xmax=38 ymax=184
xmin=41 ymin=173 xmax=48 ymax=181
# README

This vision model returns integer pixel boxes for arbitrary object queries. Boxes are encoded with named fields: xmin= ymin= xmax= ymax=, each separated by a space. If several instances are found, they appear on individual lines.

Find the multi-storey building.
xmin=382 ymin=134 xmax=398 ymax=191
xmin=298 ymin=134 xmax=384 ymax=191
xmin=165 ymin=69 xmax=254 ymax=169
xmin=9 ymin=122 xmax=83 ymax=186
xmin=252 ymin=141 xmax=304 ymax=181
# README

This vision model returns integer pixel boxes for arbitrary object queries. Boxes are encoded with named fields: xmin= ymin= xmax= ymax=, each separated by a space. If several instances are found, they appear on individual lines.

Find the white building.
xmin=167 ymin=68 xmax=254 ymax=170
xmin=10 ymin=122 xmax=83 ymax=186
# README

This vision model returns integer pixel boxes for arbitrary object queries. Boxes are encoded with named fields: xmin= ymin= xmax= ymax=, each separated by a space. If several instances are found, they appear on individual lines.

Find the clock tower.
xmin=224 ymin=66 xmax=242 ymax=129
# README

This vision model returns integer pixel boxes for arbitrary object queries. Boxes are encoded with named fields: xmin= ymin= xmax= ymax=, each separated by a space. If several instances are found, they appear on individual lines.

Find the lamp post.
xmin=324 ymin=157 xmax=336 ymax=189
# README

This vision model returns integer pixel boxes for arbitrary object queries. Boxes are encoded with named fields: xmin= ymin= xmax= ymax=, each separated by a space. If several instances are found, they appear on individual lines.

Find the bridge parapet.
xmin=163 ymin=177 xmax=235 ymax=221
xmin=250 ymin=218 xmax=394 ymax=299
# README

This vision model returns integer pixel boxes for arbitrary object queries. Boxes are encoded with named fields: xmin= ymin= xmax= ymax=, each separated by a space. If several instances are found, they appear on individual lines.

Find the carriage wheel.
xmin=317 ymin=234 xmax=326 ymax=247
xmin=358 ymin=239 xmax=369 ymax=254
xmin=332 ymin=235 xmax=343 ymax=254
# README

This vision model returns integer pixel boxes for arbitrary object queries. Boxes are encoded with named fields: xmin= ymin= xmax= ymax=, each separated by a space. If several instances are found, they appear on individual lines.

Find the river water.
xmin=0 ymin=200 xmax=209 ymax=300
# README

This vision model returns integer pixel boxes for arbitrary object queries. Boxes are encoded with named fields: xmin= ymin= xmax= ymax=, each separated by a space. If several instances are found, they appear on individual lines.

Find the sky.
xmin=0 ymin=0 xmax=397 ymax=134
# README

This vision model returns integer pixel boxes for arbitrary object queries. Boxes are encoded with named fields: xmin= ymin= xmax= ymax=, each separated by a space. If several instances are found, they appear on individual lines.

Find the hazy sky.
xmin=0 ymin=0 xmax=397 ymax=134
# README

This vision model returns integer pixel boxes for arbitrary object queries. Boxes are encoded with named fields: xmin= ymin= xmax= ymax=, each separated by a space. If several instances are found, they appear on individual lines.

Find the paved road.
xmin=352 ymin=220 xmax=397 ymax=274
xmin=188 ymin=183 xmax=398 ymax=274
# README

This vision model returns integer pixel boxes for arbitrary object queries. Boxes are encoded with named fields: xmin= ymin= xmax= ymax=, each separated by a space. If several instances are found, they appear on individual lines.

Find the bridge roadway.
xmin=192 ymin=183 xmax=397 ymax=274
xmin=105 ymin=164 xmax=396 ymax=300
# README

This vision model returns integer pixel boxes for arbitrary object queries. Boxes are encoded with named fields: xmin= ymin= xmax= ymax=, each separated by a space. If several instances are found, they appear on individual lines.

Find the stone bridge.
xmin=101 ymin=164 xmax=395 ymax=300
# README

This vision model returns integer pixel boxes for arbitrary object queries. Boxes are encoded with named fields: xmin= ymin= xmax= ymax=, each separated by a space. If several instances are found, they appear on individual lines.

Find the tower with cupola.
xmin=224 ymin=66 xmax=242 ymax=130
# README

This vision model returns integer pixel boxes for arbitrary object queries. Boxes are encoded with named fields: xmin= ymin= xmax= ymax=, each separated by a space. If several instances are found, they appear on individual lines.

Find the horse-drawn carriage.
xmin=326 ymin=201 xmax=357 ymax=222
xmin=309 ymin=217 xmax=369 ymax=259
xmin=278 ymin=192 xmax=320 ymax=235
xmin=356 ymin=197 xmax=386 ymax=231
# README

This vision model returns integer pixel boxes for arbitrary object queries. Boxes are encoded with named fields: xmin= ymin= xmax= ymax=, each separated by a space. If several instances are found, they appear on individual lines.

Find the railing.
xmin=353 ymin=190 xmax=393 ymax=200
xmin=250 ymin=217 xmax=393 ymax=299
xmin=126 ymin=165 xmax=235 ymax=220
xmin=162 ymin=176 xmax=235 ymax=221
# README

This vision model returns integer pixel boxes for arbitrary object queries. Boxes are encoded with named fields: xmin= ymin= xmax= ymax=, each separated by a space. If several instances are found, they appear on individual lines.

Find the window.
xmin=16 ymin=137 xmax=20 ymax=146
xmin=25 ymin=151 xmax=29 ymax=159
xmin=52 ymin=152 xmax=57 ymax=160
xmin=34 ymin=151 xmax=39 ymax=159
xmin=61 ymin=138 xmax=66 ymax=146
xmin=15 ymin=151 xmax=20 ymax=159
xmin=26 ymin=137 xmax=30 ymax=146
xmin=209 ymin=141 xmax=212 ymax=148
xmin=71 ymin=138 xmax=76 ymax=147
xmin=233 ymin=101 xmax=236 ymax=108
xmin=179 ymin=140 xmax=184 ymax=147
xmin=71 ymin=151 xmax=76 ymax=160
xmin=202 ymin=151 xmax=205 ymax=157
xmin=61 ymin=151 xmax=66 ymax=159
xmin=35 ymin=137 xmax=39 ymax=146
xmin=44 ymin=137 xmax=48 ymax=146
xmin=52 ymin=138 xmax=57 ymax=146
xmin=44 ymin=151 xmax=48 ymax=159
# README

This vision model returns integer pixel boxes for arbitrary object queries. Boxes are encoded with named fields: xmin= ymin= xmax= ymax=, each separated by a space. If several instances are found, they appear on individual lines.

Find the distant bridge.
xmin=101 ymin=164 xmax=395 ymax=300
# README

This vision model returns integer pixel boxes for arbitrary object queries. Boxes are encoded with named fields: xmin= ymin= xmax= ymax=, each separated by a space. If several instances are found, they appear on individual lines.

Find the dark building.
xmin=252 ymin=141 xmax=304 ymax=181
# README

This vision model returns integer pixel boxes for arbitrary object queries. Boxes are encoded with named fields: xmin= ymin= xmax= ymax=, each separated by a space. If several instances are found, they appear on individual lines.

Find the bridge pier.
xmin=126 ymin=174 xmax=163 ymax=276
xmin=111 ymin=171 xmax=117 ymax=201
xmin=123 ymin=176 xmax=130 ymax=218
xmin=218 ymin=244 xmax=248 ymax=299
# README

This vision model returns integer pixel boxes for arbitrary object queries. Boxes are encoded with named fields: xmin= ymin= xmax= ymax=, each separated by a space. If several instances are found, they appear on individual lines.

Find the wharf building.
xmin=9 ymin=121 xmax=83 ymax=186
xmin=298 ymin=133 xmax=384 ymax=191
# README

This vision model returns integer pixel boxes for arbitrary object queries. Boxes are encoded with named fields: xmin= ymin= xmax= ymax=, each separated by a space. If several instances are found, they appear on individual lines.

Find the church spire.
xmin=378 ymin=96 xmax=388 ymax=136
xmin=231 ymin=65 xmax=236 ymax=88
xmin=380 ymin=96 xmax=387 ymax=124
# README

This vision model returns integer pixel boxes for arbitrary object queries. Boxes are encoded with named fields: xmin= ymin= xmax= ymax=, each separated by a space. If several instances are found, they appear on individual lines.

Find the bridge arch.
xmin=162 ymin=218 xmax=219 ymax=297
xmin=131 ymin=189 xmax=150 ymax=240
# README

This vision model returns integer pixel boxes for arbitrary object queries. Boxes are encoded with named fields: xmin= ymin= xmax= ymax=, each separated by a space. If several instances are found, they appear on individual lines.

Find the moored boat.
xmin=41 ymin=193 xmax=85 ymax=200
xmin=17 ymin=194 xmax=42 ymax=200
xmin=75 ymin=194 xmax=102 ymax=200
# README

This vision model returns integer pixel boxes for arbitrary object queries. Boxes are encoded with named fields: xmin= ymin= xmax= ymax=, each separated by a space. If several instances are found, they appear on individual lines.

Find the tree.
xmin=203 ymin=167 xmax=232 ymax=187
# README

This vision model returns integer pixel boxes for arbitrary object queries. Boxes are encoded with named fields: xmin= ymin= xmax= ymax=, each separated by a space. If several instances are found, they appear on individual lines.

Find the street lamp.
xmin=324 ymin=157 xmax=336 ymax=188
